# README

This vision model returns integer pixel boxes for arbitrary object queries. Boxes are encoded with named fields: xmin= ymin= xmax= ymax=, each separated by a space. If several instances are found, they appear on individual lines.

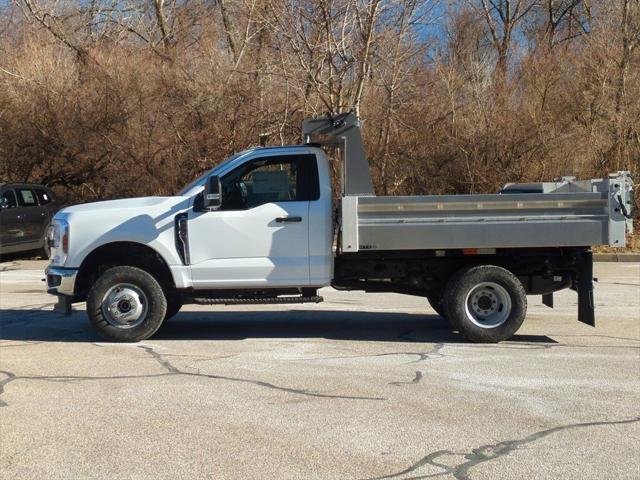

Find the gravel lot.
xmin=1 ymin=259 xmax=639 ymax=479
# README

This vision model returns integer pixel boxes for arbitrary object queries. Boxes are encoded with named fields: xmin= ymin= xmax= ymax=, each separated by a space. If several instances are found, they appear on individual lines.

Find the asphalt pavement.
xmin=1 ymin=260 xmax=639 ymax=479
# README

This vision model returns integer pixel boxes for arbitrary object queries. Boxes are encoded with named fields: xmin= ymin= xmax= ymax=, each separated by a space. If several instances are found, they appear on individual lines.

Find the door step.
xmin=192 ymin=295 xmax=324 ymax=305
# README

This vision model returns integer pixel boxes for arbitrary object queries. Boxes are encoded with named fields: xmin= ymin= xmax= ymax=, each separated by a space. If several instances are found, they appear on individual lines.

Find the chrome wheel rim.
xmin=464 ymin=282 xmax=512 ymax=329
xmin=101 ymin=283 xmax=148 ymax=329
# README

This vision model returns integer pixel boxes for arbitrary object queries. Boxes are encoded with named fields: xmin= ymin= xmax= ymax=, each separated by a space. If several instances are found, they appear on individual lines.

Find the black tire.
xmin=38 ymin=228 xmax=51 ymax=259
xmin=87 ymin=266 xmax=167 ymax=342
xmin=427 ymin=292 xmax=447 ymax=319
xmin=444 ymin=265 xmax=527 ymax=343
xmin=164 ymin=296 xmax=183 ymax=321
xmin=38 ymin=243 xmax=50 ymax=260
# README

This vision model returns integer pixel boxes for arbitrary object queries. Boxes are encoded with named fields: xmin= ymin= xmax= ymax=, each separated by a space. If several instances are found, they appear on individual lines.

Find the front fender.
xmin=60 ymin=197 xmax=190 ymax=270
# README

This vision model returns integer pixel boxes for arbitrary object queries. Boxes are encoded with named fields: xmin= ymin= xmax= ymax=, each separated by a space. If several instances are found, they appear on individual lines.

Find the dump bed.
xmin=302 ymin=112 xmax=633 ymax=253
xmin=340 ymin=172 xmax=633 ymax=253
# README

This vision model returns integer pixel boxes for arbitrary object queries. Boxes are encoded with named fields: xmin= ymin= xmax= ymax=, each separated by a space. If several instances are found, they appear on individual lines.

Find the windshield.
xmin=178 ymin=151 xmax=248 ymax=195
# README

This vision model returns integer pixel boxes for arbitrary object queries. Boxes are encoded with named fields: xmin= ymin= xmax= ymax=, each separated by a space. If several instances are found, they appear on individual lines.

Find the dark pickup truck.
xmin=0 ymin=183 xmax=59 ymax=257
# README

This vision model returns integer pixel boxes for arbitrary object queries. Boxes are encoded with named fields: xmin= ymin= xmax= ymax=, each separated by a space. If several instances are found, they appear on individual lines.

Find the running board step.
xmin=192 ymin=296 xmax=324 ymax=305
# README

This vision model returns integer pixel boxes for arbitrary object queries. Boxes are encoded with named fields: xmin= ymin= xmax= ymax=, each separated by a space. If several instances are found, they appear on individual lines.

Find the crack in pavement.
xmin=363 ymin=416 xmax=640 ymax=480
xmin=191 ymin=354 xmax=240 ymax=362
xmin=0 ymin=370 xmax=17 ymax=407
xmin=138 ymin=346 xmax=384 ymax=401
xmin=0 ymin=345 xmax=385 ymax=406
xmin=22 ymin=373 xmax=174 ymax=385
xmin=389 ymin=371 xmax=423 ymax=386
xmin=298 ymin=343 xmax=443 ymax=387
xmin=302 ymin=343 xmax=446 ymax=365
xmin=0 ymin=369 xmax=175 ymax=406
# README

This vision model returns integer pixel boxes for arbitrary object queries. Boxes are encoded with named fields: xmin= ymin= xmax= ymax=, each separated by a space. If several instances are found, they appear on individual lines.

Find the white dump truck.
xmin=46 ymin=112 xmax=634 ymax=342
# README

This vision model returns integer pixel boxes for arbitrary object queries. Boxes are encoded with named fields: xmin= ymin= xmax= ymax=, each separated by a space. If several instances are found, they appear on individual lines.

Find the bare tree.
xmin=474 ymin=0 xmax=538 ymax=82
xmin=0 ymin=0 xmax=636 ymax=240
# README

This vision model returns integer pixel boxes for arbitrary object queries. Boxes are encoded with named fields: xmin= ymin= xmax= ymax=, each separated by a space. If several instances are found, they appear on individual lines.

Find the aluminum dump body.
xmin=302 ymin=112 xmax=633 ymax=254
xmin=340 ymin=172 xmax=633 ymax=253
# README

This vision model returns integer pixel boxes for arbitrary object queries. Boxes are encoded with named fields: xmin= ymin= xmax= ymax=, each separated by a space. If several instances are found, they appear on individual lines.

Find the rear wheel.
xmin=445 ymin=265 xmax=527 ymax=343
xmin=87 ymin=266 xmax=167 ymax=342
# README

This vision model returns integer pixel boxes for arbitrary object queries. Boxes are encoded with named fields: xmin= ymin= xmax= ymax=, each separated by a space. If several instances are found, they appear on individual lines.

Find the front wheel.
xmin=87 ymin=266 xmax=167 ymax=342
xmin=164 ymin=296 xmax=183 ymax=321
xmin=445 ymin=265 xmax=527 ymax=343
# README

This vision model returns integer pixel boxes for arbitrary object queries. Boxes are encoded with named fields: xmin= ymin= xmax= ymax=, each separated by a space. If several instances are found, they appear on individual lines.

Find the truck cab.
xmin=183 ymin=146 xmax=333 ymax=289
xmin=46 ymin=145 xmax=335 ymax=342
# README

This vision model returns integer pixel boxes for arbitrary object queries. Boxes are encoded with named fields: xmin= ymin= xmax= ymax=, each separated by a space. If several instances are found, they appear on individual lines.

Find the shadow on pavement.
xmin=0 ymin=308 xmax=557 ymax=344
xmin=0 ymin=252 xmax=48 ymax=263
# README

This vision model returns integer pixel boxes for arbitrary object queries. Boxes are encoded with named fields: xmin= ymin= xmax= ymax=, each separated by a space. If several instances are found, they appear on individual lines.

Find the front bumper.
xmin=46 ymin=265 xmax=78 ymax=297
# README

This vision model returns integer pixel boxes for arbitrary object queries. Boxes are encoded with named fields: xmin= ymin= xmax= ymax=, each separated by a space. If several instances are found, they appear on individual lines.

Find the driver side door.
xmin=187 ymin=152 xmax=319 ymax=289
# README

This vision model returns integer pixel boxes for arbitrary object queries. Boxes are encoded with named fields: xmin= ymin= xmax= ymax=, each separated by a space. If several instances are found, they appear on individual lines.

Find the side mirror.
xmin=0 ymin=197 xmax=8 ymax=210
xmin=203 ymin=175 xmax=222 ymax=210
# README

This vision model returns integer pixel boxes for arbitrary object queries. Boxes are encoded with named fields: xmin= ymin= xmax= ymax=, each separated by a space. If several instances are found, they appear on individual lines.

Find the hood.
xmin=58 ymin=196 xmax=178 ymax=215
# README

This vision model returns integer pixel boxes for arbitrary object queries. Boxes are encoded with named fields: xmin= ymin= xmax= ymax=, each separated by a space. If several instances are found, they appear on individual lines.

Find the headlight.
xmin=49 ymin=219 xmax=70 ymax=266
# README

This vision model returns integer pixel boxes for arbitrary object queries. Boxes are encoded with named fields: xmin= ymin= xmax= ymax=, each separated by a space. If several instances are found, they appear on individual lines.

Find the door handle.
xmin=275 ymin=216 xmax=302 ymax=223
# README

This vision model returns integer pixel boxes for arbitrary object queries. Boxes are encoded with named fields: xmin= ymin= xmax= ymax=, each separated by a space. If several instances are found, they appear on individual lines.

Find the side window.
xmin=17 ymin=188 xmax=38 ymax=207
xmin=1 ymin=190 xmax=17 ymax=208
xmin=221 ymin=154 xmax=319 ymax=210
xmin=35 ymin=188 xmax=53 ymax=205
xmin=245 ymin=162 xmax=297 ymax=208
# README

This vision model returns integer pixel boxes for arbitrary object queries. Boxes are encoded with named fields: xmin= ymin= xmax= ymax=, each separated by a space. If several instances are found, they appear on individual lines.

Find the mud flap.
xmin=53 ymin=295 xmax=73 ymax=315
xmin=573 ymin=250 xmax=595 ymax=326
xmin=542 ymin=293 xmax=553 ymax=308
